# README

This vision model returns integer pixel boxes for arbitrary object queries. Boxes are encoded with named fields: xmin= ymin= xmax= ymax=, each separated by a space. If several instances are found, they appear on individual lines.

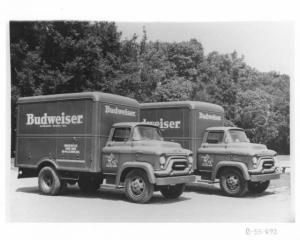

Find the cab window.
xmin=205 ymin=131 xmax=224 ymax=144
xmin=112 ymin=127 xmax=131 ymax=142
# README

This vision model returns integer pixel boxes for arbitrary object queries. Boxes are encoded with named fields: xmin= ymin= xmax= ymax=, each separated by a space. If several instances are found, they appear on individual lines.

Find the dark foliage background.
xmin=10 ymin=21 xmax=290 ymax=156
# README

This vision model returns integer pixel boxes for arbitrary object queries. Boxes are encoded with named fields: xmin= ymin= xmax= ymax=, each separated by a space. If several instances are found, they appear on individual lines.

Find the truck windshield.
xmin=133 ymin=126 xmax=164 ymax=141
xmin=229 ymin=130 xmax=250 ymax=143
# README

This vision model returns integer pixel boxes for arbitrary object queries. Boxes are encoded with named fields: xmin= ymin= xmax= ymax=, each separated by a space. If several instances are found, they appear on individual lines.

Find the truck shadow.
xmin=185 ymin=183 xmax=276 ymax=198
xmin=16 ymin=185 xmax=191 ymax=204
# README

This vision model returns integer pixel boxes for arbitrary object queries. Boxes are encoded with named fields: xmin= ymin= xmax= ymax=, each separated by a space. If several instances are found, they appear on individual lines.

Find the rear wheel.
xmin=38 ymin=166 xmax=61 ymax=195
xmin=220 ymin=169 xmax=248 ymax=197
xmin=124 ymin=169 xmax=154 ymax=203
xmin=78 ymin=175 xmax=102 ymax=193
xmin=160 ymin=184 xmax=185 ymax=199
xmin=248 ymin=181 xmax=270 ymax=194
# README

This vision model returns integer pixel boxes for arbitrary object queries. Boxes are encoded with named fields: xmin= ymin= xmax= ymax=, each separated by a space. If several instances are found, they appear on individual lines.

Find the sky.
xmin=116 ymin=22 xmax=294 ymax=76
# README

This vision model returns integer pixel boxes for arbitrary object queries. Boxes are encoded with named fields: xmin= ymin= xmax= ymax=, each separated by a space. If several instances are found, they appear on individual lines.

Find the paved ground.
xmin=7 ymin=167 xmax=292 ymax=222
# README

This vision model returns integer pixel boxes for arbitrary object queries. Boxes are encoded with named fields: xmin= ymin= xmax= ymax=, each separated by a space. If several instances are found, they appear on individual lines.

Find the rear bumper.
xmin=155 ymin=175 xmax=196 ymax=186
xmin=250 ymin=172 xmax=280 ymax=182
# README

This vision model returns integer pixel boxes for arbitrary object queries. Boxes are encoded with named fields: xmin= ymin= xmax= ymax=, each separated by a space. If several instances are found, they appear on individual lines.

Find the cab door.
xmin=102 ymin=127 xmax=132 ymax=174
xmin=198 ymin=130 xmax=228 ymax=174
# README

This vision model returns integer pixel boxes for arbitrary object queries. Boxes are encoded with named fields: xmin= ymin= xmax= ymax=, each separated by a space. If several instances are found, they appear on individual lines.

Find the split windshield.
xmin=229 ymin=129 xmax=250 ymax=143
xmin=133 ymin=126 xmax=164 ymax=141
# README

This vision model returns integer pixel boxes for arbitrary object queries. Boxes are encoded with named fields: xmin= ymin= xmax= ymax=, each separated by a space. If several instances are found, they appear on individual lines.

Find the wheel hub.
xmin=130 ymin=177 xmax=145 ymax=195
xmin=44 ymin=174 xmax=53 ymax=187
xmin=226 ymin=176 xmax=239 ymax=190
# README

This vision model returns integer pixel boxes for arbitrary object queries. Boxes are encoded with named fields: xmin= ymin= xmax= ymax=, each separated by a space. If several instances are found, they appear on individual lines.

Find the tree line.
xmin=10 ymin=21 xmax=290 ymax=155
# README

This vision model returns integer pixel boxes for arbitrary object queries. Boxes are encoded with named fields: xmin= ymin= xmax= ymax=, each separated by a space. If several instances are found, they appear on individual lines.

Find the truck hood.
xmin=227 ymin=142 xmax=276 ymax=156
xmin=199 ymin=142 xmax=276 ymax=157
xmin=132 ymin=140 xmax=191 ymax=155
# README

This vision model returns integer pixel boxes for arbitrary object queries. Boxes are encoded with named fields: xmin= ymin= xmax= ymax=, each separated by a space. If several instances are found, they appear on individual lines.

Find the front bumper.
xmin=155 ymin=175 xmax=196 ymax=186
xmin=250 ymin=172 xmax=280 ymax=182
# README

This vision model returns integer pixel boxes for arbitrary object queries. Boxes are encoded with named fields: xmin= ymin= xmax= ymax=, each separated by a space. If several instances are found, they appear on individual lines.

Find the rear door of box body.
xmin=16 ymin=98 xmax=96 ymax=172
xmin=99 ymin=102 xmax=139 ymax=174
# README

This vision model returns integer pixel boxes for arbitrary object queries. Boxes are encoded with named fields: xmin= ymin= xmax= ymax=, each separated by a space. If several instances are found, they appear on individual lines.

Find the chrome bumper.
xmin=155 ymin=175 xmax=196 ymax=186
xmin=250 ymin=172 xmax=280 ymax=182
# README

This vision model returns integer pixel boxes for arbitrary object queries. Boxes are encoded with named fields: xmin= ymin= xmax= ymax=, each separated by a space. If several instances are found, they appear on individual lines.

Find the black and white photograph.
xmin=7 ymin=20 xmax=292 ymax=222
xmin=1 ymin=0 xmax=299 ymax=239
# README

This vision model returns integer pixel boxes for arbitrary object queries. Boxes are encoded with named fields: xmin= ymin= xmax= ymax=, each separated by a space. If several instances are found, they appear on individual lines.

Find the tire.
xmin=160 ymin=184 xmax=185 ymax=199
xmin=124 ymin=169 xmax=154 ymax=203
xmin=78 ymin=175 xmax=102 ymax=193
xmin=220 ymin=168 xmax=248 ymax=197
xmin=248 ymin=180 xmax=270 ymax=194
xmin=38 ymin=166 xmax=61 ymax=195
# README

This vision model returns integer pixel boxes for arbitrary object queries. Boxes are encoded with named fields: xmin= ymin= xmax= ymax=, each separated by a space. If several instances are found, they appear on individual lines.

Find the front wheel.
xmin=220 ymin=169 xmax=248 ymax=197
xmin=124 ymin=169 xmax=154 ymax=203
xmin=248 ymin=181 xmax=270 ymax=194
xmin=160 ymin=184 xmax=185 ymax=199
xmin=38 ymin=166 xmax=62 ymax=195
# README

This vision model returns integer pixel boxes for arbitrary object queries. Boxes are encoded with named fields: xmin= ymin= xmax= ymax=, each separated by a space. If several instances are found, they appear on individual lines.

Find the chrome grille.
xmin=171 ymin=161 xmax=187 ymax=171
xmin=262 ymin=161 xmax=274 ymax=169
xmin=260 ymin=157 xmax=274 ymax=169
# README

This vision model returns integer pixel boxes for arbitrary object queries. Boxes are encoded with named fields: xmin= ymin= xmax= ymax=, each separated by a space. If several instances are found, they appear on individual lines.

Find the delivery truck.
xmin=15 ymin=92 xmax=195 ymax=203
xmin=141 ymin=101 xmax=280 ymax=197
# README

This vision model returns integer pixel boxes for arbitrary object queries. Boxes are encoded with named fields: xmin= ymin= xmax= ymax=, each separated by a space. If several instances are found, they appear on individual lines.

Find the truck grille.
xmin=259 ymin=157 xmax=275 ymax=169
xmin=172 ymin=161 xmax=188 ymax=171
xmin=262 ymin=161 xmax=274 ymax=169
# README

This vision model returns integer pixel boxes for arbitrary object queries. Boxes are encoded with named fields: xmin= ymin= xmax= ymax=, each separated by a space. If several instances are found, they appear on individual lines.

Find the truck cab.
xmin=100 ymin=122 xmax=195 ymax=202
xmin=197 ymin=127 xmax=280 ymax=196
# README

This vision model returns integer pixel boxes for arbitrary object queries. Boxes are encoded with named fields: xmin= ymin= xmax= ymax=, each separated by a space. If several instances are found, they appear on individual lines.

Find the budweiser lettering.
xmin=26 ymin=112 xmax=83 ymax=126
xmin=199 ymin=112 xmax=221 ymax=121
xmin=142 ymin=118 xmax=181 ymax=129
xmin=105 ymin=105 xmax=136 ymax=117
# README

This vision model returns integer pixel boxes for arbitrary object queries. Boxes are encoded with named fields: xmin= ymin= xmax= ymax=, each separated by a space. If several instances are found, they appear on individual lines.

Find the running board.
xmin=195 ymin=176 xmax=219 ymax=184
xmin=100 ymin=183 xmax=124 ymax=190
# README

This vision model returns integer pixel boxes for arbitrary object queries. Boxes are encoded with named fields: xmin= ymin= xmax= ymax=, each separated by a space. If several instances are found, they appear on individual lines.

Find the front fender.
xmin=213 ymin=161 xmax=250 ymax=181
xmin=115 ymin=162 xmax=156 ymax=185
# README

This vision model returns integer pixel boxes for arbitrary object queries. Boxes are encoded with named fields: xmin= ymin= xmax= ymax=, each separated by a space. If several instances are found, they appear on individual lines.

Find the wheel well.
xmin=37 ymin=161 xmax=56 ymax=173
xmin=120 ymin=167 xmax=147 ymax=183
xmin=216 ymin=166 xmax=243 ymax=179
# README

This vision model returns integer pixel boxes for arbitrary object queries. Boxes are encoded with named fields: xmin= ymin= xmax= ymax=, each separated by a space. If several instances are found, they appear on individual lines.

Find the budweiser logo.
xmin=105 ymin=105 xmax=136 ymax=117
xmin=26 ymin=113 xmax=83 ymax=126
xmin=142 ymin=118 xmax=181 ymax=129
xmin=199 ymin=112 xmax=221 ymax=121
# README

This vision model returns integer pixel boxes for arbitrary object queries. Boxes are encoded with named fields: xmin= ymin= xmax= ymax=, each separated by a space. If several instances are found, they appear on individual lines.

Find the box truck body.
xmin=16 ymin=92 xmax=139 ymax=174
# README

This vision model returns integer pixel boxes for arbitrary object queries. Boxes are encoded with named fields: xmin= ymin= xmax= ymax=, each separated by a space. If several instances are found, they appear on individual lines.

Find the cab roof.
xmin=206 ymin=126 xmax=243 ymax=131
xmin=112 ymin=122 xmax=159 ymax=128
xmin=17 ymin=91 xmax=139 ymax=107
xmin=141 ymin=101 xmax=224 ymax=113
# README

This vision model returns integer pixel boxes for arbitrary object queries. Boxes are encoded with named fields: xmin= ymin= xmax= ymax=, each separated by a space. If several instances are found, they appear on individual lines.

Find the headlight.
xmin=252 ymin=156 xmax=258 ymax=168
xmin=159 ymin=155 xmax=166 ymax=168
xmin=188 ymin=155 xmax=193 ymax=164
